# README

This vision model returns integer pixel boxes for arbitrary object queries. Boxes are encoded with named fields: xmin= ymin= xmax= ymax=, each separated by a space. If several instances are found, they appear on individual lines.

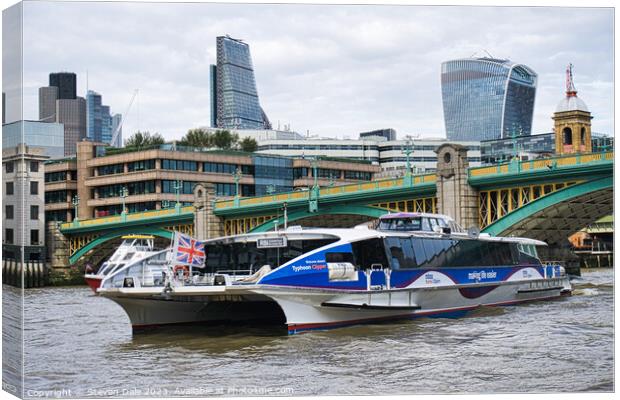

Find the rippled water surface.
xmin=3 ymin=269 xmax=614 ymax=397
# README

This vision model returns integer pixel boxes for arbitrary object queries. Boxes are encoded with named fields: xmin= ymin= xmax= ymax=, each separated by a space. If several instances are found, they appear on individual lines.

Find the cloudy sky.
xmin=5 ymin=1 xmax=615 ymax=141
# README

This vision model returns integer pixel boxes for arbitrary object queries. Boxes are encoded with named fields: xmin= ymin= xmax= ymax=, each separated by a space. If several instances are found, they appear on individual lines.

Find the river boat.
xmin=97 ymin=213 xmax=571 ymax=334
xmin=84 ymin=235 xmax=159 ymax=293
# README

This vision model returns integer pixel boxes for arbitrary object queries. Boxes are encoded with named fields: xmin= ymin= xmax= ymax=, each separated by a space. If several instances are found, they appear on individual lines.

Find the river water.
xmin=2 ymin=269 xmax=614 ymax=397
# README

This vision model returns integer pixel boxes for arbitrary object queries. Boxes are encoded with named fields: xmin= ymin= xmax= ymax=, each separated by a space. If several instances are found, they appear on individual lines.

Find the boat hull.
xmin=84 ymin=275 xmax=103 ymax=293
xmin=99 ymin=276 xmax=571 ymax=334
xmin=102 ymin=293 xmax=286 ymax=332
xmin=255 ymin=278 xmax=571 ymax=334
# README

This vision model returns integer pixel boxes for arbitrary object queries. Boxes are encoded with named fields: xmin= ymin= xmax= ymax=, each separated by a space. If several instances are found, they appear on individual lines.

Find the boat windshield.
xmin=378 ymin=217 xmax=423 ymax=231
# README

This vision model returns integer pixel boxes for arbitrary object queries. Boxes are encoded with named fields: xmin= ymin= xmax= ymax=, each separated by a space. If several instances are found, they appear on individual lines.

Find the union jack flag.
xmin=173 ymin=232 xmax=206 ymax=267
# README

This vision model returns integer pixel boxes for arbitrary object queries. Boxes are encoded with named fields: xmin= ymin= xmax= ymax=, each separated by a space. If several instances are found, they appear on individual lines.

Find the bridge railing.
xmin=468 ymin=151 xmax=614 ymax=178
xmin=60 ymin=206 xmax=194 ymax=231
xmin=215 ymin=173 xmax=437 ymax=210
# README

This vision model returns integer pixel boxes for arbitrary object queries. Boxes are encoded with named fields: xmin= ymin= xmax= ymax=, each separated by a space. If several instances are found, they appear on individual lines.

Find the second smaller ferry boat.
xmin=84 ymin=235 xmax=160 ymax=293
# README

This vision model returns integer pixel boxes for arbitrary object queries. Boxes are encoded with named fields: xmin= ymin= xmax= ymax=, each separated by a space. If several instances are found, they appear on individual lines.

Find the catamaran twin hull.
xmin=98 ymin=220 xmax=571 ymax=334
xmin=99 ymin=266 xmax=570 ymax=334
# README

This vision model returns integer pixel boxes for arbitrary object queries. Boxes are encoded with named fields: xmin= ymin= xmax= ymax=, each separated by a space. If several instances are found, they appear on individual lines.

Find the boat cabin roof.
xmin=379 ymin=212 xmax=456 ymax=222
xmin=206 ymin=226 xmax=547 ymax=247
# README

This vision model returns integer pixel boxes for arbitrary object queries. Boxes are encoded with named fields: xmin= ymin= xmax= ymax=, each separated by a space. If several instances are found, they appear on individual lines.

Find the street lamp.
xmin=402 ymin=136 xmax=415 ymax=186
xmin=173 ymin=180 xmax=182 ymax=211
xmin=119 ymin=186 xmax=129 ymax=216
xmin=72 ymin=194 xmax=80 ymax=223
xmin=232 ymin=167 xmax=242 ymax=206
xmin=311 ymin=157 xmax=319 ymax=190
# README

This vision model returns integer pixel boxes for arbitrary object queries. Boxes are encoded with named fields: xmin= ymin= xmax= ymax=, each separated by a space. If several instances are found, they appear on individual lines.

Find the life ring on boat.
xmin=173 ymin=265 xmax=190 ymax=279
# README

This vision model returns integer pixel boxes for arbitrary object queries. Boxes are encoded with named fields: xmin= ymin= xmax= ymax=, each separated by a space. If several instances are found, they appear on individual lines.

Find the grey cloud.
xmin=14 ymin=2 xmax=614 ymax=140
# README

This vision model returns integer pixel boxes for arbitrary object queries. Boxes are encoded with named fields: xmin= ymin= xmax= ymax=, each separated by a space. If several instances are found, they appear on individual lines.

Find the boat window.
xmin=421 ymin=218 xmax=431 ymax=231
xmin=326 ymin=252 xmax=355 ymax=263
xmin=123 ymin=252 xmax=135 ymax=261
xmin=517 ymin=243 xmax=541 ymax=264
xmin=378 ymin=217 xmax=422 ymax=231
xmin=351 ymin=238 xmax=389 ymax=270
xmin=204 ymin=238 xmax=337 ymax=274
xmin=384 ymin=237 xmax=521 ymax=269
xmin=385 ymin=237 xmax=417 ymax=269
xmin=428 ymin=218 xmax=438 ymax=230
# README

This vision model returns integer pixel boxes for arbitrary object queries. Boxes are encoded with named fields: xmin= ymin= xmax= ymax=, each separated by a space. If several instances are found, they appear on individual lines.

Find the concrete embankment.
xmin=2 ymin=259 xmax=49 ymax=288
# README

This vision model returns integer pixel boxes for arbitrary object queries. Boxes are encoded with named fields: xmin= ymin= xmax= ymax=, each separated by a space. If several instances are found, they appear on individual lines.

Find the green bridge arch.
xmin=69 ymin=227 xmax=174 ymax=265
xmin=482 ymin=176 xmax=613 ymax=239
xmin=249 ymin=204 xmax=389 ymax=233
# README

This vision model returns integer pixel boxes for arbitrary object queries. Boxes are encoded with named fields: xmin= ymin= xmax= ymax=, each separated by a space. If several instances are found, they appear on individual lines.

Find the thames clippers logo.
xmin=468 ymin=270 xmax=497 ymax=281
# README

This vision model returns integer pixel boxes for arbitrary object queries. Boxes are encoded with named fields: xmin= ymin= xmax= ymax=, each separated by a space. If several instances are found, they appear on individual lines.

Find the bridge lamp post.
xmin=232 ymin=168 xmax=242 ymax=207
xmin=309 ymin=158 xmax=320 ymax=213
xmin=72 ymin=194 xmax=80 ymax=226
xmin=120 ymin=186 xmax=129 ymax=220
xmin=173 ymin=180 xmax=182 ymax=212
xmin=402 ymin=136 xmax=414 ymax=187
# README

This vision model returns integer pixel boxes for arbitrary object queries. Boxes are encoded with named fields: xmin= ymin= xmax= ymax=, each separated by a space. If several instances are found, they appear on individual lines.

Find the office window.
xmin=6 ymin=182 xmax=14 ymax=195
xmin=5 ymin=205 xmax=14 ymax=219
xmin=31 ymin=229 xmax=40 ymax=245
xmin=5 ymin=162 xmax=14 ymax=173
xmin=45 ymin=171 xmax=69 ymax=182
xmin=31 ymin=205 xmax=39 ymax=220
xmin=5 ymin=228 xmax=14 ymax=244
xmin=30 ymin=161 xmax=39 ymax=172
xmin=30 ymin=181 xmax=39 ymax=195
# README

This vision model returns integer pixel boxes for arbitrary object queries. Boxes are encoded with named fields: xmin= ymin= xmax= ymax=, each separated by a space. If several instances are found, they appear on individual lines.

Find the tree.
xmin=180 ymin=128 xmax=212 ymax=148
xmin=124 ymin=131 xmax=165 ymax=148
xmin=212 ymin=129 xmax=239 ymax=150
xmin=239 ymin=137 xmax=258 ymax=153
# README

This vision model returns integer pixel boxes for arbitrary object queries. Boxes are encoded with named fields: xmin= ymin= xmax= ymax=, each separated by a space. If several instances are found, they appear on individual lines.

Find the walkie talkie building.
xmin=441 ymin=58 xmax=537 ymax=141
xmin=210 ymin=35 xmax=271 ymax=130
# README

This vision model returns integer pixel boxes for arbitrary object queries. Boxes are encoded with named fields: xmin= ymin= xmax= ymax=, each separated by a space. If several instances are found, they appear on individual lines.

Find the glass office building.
xmin=252 ymin=154 xmax=293 ymax=195
xmin=441 ymin=58 xmax=537 ymax=141
xmin=2 ymin=120 xmax=65 ymax=158
xmin=210 ymin=35 xmax=271 ymax=130
xmin=480 ymin=132 xmax=613 ymax=165
xmin=86 ymin=90 xmax=115 ymax=145
xmin=49 ymin=72 xmax=76 ymax=100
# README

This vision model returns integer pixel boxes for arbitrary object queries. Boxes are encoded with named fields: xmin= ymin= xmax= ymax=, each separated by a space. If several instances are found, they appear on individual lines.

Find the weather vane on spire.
xmin=566 ymin=63 xmax=577 ymax=96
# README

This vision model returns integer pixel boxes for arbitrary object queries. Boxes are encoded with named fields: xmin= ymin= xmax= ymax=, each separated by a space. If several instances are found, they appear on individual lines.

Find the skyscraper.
xmin=39 ymin=72 xmax=87 ymax=155
xmin=441 ymin=57 xmax=537 ymax=141
xmin=57 ymin=97 xmax=86 ymax=155
xmin=111 ymin=113 xmax=122 ymax=147
xmin=86 ymin=90 xmax=102 ymax=140
xmin=101 ymin=105 xmax=112 ymax=144
xmin=210 ymin=35 xmax=271 ymax=130
xmin=39 ymin=86 xmax=58 ymax=122
xmin=49 ymin=72 xmax=77 ymax=99
xmin=86 ymin=90 xmax=119 ymax=146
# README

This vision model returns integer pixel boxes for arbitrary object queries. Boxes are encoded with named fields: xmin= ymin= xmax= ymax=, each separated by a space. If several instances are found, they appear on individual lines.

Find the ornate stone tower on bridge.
xmin=193 ymin=183 xmax=223 ymax=240
xmin=435 ymin=143 xmax=479 ymax=230
xmin=553 ymin=63 xmax=593 ymax=155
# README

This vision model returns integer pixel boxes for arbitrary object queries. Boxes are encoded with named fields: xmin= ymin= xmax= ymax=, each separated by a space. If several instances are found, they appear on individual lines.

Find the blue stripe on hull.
xmin=287 ymin=292 xmax=566 ymax=334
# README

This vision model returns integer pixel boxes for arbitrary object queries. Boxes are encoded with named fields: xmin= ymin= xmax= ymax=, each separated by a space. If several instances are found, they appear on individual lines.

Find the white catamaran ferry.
xmin=97 ymin=213 xmax=571 ymax=334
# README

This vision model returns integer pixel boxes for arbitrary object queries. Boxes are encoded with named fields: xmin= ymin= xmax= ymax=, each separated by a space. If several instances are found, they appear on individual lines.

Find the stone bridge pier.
xmin=193 ymin=183 xmax=224 ymax=240
xmin=435 ymin=143 xmax=479 ymax=230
